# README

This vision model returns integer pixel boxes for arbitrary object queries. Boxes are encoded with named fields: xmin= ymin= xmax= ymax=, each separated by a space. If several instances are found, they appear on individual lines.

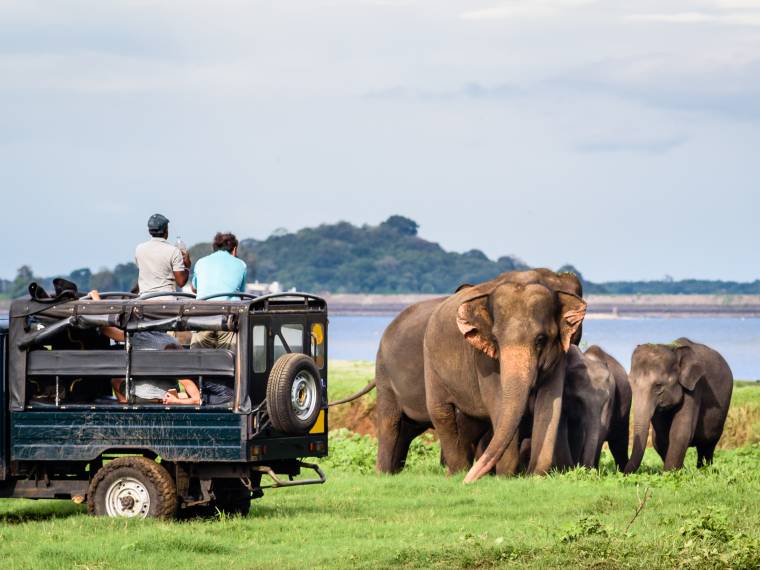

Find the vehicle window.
xmin=252 ymin=325 xmax=267 ymax=373
xmin=273 ymin=324 xmax=303 ymax=361
xmin=311 ymin=323 xmax=325 ymax=369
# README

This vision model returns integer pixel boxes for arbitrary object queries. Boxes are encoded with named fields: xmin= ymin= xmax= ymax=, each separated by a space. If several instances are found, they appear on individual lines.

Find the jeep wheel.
xmin=88 ymin=457 xmax=177 ymax=519
xmin=267 ymin=353 xmax=322 ymax=434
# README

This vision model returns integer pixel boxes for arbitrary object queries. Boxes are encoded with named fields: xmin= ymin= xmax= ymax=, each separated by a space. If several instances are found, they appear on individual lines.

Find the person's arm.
xmin=191 ymin=271 xmax=198 ymax=294
xmin=171 ymin=247 xmax=190 ymax=288
xmin=90 ymin=290 xmax=126 ymax=342
xmin=164 ymin=379 xmax=201 ymax=405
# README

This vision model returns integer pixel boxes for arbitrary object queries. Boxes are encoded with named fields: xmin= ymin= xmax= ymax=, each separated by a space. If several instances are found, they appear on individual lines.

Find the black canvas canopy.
xmin=8 ymin=297 xmax=251 ymax=412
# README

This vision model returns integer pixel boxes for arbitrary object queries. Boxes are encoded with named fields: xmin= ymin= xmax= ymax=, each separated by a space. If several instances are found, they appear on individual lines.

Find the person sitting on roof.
xmin=135 ymin=213 xmax=191 ymax=296
xmin=190 ymin=232 xmax=247 ymax=350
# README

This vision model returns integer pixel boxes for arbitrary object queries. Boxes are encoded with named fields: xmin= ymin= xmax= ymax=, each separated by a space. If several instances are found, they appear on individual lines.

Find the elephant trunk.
xmin=464 ymin=346 xmax=536 ymax=484
xmin=624 ymin=393 xmax=654 ymax=474
xmin=580 ymin=421 xmax=601 ymax=468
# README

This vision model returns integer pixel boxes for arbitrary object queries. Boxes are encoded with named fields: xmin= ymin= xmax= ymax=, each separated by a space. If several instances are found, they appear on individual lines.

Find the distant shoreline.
xmin=4 ymin=294 xmax=760 ymax=318
xmin=321 ymin=294 xmax=760 ymax=318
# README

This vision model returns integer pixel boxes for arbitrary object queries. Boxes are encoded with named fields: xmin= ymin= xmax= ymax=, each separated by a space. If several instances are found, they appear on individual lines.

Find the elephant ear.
xmin=676 ymin=346 xmax=704 ymax=391
xmin=557 ymin=292 xmax=587 ymax=353
xmin=456 ymin=294 xmax=498 ymax=359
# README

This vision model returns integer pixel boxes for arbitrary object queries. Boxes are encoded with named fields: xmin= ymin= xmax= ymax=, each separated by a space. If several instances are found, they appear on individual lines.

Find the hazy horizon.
xmin=1 ymin=1 xmax=758 ymax=282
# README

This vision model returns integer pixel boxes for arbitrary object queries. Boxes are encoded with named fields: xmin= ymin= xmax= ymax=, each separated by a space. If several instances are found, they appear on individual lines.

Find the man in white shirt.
xmin=135 ymin=213 xmax=191 ymax=295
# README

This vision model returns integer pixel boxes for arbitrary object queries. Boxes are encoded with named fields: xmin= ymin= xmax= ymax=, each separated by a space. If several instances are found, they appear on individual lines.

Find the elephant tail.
xmin=327 ymin=380 xmax=377 ymax=407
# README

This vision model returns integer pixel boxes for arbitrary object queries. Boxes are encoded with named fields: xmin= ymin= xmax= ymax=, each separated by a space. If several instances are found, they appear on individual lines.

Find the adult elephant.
xmin=561 ymin=345 xmax=631 ymax=470
xmin=374 ymin=269 xmax=583 ymax=474
xmin=624 ymin=338 xmax=733 ymax=473
xmin=424 ymin=278 xmax=587 ymax=482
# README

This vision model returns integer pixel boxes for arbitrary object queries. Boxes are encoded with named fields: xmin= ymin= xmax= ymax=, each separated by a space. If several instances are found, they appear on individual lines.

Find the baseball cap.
xmin=147 ymin=213 xmax=170 ymax=234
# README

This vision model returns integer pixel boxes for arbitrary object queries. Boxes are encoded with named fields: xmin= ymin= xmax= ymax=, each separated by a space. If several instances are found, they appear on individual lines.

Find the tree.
xmin=380 ymin=215 xmax=419 ymax=236
xmin=112 ymin=263 xmax=139 ymax=292
xmin=11 ymin=265 xmax=36 ymax=298
xmin=68 ymin=268 xmax=92 ymax=291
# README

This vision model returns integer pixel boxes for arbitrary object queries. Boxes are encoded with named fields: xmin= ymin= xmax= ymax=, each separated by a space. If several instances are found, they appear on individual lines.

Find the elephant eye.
xmin=535 ymin=334 xmax=548 ymax=349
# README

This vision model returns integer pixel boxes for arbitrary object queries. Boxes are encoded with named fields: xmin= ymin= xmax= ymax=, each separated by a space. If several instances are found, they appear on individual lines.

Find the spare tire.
xmin=266 ymin=353 xmax=322 ymax=434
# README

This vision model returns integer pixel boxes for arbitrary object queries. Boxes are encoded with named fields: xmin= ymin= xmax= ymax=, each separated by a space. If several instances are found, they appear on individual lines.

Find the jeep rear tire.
xmin=267 ymin=353 xmax=322 ymax=435
xmin=88 ymin=457 xmax=177 ymax=519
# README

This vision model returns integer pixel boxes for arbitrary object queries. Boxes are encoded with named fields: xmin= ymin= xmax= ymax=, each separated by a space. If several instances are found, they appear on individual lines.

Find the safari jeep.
xmin=0 ymin=290 xmax=328 ymax=518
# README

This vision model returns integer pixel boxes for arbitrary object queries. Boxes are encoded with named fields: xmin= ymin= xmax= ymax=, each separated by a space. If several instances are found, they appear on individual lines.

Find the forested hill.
xmin=188 ymin=215 xmax=529 ymax=294
xmin=3 ymin=215 xmax=760 ymax=296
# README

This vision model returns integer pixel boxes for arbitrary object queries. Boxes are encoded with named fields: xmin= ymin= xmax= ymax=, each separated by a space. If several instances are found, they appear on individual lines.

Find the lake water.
xmin=329 ymin=316 xmax=760 ymax=380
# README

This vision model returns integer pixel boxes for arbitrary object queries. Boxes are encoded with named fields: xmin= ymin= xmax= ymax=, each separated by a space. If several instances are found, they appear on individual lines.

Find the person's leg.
xmin=111 ymin=378 xmax=126 ymax=403
xmin=191 ymin=330 xmax=217 ymax=349
xmin=218 ymin=331 xmax=236 ymax=350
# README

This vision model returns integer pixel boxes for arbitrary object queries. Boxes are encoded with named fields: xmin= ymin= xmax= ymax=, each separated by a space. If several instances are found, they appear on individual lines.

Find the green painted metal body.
xmin=0 ymin=296 xmax=329 ymax=502
xmin=8 ymin=409 xmax=326 ymax=463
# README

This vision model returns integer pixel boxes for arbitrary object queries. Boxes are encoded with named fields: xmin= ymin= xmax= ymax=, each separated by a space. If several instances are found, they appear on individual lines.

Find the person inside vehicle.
xmin=110 ymin=344 xmax=201 ymax=405
xmin=89 ymin=289 xmax=180 ymax=350
xmin=135 ymin=213 xmax=191 ymax=296
xmin=190 ymin=232 xmax=247 ymax=350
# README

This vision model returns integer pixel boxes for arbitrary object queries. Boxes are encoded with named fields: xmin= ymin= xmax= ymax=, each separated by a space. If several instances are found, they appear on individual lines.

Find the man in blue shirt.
xmin=191 ymin=232 xmax=247 ymax=350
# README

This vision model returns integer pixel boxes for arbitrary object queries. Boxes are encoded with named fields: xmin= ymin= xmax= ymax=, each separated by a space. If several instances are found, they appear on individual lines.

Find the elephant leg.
xmin=528 ymin=365 xmax=565 ymax=474
xmin=519 ymin=438 xmax=531 ymax=470
xmin=428 ymin=401 xmax=470 ymax=474
xmin=376 ymin=388 xmax=411 ymax=474
xmin=651 ymin=415 xmax=670 ymax=463
xmin=697 ymin=441 xmax=717 ymax=468
xmin=456 ymin=412 xmax=490 ymax=467
xmin=607 ymin=427 xmax=629 ymax=472
xmin=663 ymin=399 xmax=698 ymax=471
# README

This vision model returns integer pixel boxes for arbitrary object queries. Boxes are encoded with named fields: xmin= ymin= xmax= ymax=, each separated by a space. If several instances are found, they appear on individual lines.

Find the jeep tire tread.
xmin=88 ymin=457 xmax=177 ymax=519
xmin=267 ymin=353 xmax=322 ymax=435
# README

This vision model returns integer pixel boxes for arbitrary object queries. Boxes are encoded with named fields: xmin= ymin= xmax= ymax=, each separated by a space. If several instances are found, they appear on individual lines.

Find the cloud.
xmin=363 ymin=82 xmax=523 ymax=101
xmin=627 ymin=11 xmax=760 ymax=26
xmin=460 ymin=0 xmax=596 ymax=21
xmin=576 ymin=134 xmax=688 ymax=154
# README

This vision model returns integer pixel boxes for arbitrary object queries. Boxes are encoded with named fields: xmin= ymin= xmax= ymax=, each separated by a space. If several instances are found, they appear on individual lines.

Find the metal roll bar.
xmin=79 ymin=291 xmax=138 ymax=300
xmin=250 ymin=292 xmax=326 ymax=303
xmin=138 ymin=291 xmax=197 ymax=300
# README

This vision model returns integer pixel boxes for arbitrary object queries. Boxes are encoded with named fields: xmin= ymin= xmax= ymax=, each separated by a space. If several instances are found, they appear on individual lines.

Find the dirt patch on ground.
xmin=330 ymin=399 xmax=377 ymax=437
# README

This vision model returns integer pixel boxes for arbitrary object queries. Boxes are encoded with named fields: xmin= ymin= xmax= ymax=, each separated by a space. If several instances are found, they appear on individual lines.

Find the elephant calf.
xmin=625 ymin=338 xmax=733 ymax=473
xmin=561 ymin=345 xmax=631 ymax=470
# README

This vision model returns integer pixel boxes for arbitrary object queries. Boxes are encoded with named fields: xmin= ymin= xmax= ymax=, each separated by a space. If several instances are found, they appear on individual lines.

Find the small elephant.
xmin=560 ymin=345 xmax=631 ymax=470
xmin=624 ymin=338 xmax=733 ymax=473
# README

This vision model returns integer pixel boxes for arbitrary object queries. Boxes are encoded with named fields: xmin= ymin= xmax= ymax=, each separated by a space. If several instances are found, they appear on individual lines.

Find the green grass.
xmin=732 ymin=380 xmax=760 ymax=408
xmin=1 ymin=363 xmax=758 ymax=569
xmin=328 ymin=360 xmax=375 ymax=402
xmin=1 ymin=441 xmax=759 ymax=569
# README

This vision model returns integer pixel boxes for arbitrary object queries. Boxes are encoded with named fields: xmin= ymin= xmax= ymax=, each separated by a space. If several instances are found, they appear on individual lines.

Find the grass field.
xmin=1 ymin=362 xmax=759 ymax=569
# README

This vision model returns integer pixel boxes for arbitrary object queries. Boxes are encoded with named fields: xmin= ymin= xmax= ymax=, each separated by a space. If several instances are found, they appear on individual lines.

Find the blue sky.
xmin=1 ymin=0 xmax=758 ymax=282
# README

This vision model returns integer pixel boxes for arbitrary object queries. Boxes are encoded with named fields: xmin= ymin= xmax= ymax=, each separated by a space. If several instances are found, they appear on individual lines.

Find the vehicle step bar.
xmin=253 ymin=461 xmax=326 ymax=489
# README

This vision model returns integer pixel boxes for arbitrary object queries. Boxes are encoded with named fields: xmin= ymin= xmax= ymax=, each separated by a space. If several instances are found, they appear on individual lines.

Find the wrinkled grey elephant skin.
xmin=374 ymin=269 xmax=583 ymax=475
xmin=424 ymin=277 xmax=587 ymax=483
xmin=559 ymin=345 xmax=631 ymax=470
xmin=624 ymin=338 xmax=733 ymax=473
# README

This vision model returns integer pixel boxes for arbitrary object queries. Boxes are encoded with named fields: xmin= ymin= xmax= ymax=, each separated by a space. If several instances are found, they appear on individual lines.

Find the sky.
xmin=0 ymin=0 xmax=759 ymax=283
